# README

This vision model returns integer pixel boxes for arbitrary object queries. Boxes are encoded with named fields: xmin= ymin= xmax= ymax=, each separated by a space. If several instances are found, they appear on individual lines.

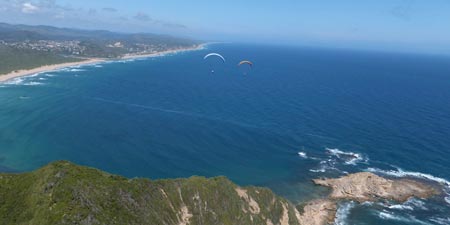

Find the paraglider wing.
xmin=204 ymin=53 xmax=226 ymax=63
xmin=238 ymin=60 xmax=253 ymax=68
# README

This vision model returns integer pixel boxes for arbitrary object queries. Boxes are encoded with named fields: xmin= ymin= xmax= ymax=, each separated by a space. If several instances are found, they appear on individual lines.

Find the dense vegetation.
xmin=0 ymin=22 xmax=200 ymax=75
xmin=0 ymin=161 xmax=302 ymax=225
xmin=0 ymin=46 xmax=81 ymax=74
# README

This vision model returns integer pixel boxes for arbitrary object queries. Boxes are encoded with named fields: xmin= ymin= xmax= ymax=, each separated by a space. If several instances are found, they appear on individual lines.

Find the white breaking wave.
xmin=310 ymin=159 xmax=338 ymax=173
xmin=384 ymin=198 xmax=428 ymax=211
xmin=361 ymin=201 xmax=374 ymax=206
xmin=68 ymin=68 xmax=86 ymax=72
xmin=297 ymin=149 xmax=321 ymax=161
xmin=4 ymin=78 xmax=44 ymax=86
xmin=430 ymin=217 xmax=450 ymax=225
xmin=298 ymin=152 xmax=308 ymax=159
xmin=309 ymin=168 xmax=327 ymax=173
xmin=305 ymin=148 xmax=367 ymax=174
xmin=378 ymin=211 xmax=432 ymax=225
xmin=56 ymin=67 xmax=85 ymax=73
xmin=334 ymin=201 xmax=355 ymax=225
xmin=3 ymin=71 xmax=48 ymax=85
xmin=118 ymin=59 xmax=138 ymax=63
xmin=23 ymin=81 xmax=44 ymax=86
xmin=326 ymin=148 xmax=367 ymax=165
xmin=366 ymin=167 xmax=450 ymax=187
xmin=406 ymin=198 xmax=428 ymax=211
xmin=366 ymin=167 xmax=450 ymax=206
xmin=3 ymin=77 xmax=25 ymax=85
xmin=388 ymin=204 xmax=414 ymax=211
xmin=29 ymin=74 xmax=40 ymax=78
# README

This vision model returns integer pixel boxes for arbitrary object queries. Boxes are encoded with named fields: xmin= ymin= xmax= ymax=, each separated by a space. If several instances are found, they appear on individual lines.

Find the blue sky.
xmin=1 ymin=0 xmax=450 ymax=54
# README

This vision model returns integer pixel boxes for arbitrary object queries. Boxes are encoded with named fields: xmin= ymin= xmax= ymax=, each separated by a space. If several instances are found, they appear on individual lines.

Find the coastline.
xmin=0 ymin=58 xmax=104 ymax=83
xmin=120 ymin=43 xmax=207 ymax=60
xmin=0 ymin=43 xmax=207 ymax=83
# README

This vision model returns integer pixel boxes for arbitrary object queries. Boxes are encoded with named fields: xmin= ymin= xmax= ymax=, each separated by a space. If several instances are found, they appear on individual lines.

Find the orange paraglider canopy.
xmin=238 ymin=60 xmax=253 ymax=67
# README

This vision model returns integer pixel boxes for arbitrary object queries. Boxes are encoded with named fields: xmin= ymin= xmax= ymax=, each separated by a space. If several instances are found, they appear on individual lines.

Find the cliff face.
xmin=0 ymin=161 xmax=301 ymax=225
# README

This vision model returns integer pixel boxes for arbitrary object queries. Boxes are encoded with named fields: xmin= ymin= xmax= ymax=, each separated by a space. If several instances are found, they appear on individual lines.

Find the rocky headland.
xmin=297 ymin=172 xmax=440 ymax=225
xmin=313 ymin=172 xmax=438 ymax=202
xmin=0 ymin=162 xmax=440 ymax=225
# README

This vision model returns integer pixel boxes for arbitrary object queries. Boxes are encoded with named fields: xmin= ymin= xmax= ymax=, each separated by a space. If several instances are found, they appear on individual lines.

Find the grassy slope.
xmin=0 ymin=46 xmax=82 ymax=75
xmin=0 ymin=161 xmax=301 ymax=225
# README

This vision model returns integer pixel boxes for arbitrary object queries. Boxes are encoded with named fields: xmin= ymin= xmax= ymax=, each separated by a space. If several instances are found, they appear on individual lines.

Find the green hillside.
xmin=0 ymin=23 xmax=201 ymax=75
xmin=0 ymin=161 xmax=302 ymax=225
xmin=0 ymin=46 xmax=81 ymax=75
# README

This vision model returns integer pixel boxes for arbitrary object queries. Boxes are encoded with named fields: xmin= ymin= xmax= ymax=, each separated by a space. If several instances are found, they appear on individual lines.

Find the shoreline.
xmin=0 ymin=43 xmax=207 ymax=83
xmin=120 ymin=43 xmax=207 ymax=60
xmin=0 ymin=59 xmax=104 ymax=83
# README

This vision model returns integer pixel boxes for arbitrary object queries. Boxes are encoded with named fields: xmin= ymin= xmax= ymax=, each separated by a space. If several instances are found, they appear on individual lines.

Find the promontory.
xmin=0 ymin=162 xmax=439 ymax=225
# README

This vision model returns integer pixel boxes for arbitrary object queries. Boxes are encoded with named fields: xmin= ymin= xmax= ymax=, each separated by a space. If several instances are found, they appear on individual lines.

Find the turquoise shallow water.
xmin=0 ymin=44 xmax=449 ymax=224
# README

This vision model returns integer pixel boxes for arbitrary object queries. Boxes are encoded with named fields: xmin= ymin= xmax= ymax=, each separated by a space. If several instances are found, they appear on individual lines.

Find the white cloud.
xmin=22 ymin=2 xmax=39 ymax=14
xmin=0 ymin=1 xmax=187 ymax=32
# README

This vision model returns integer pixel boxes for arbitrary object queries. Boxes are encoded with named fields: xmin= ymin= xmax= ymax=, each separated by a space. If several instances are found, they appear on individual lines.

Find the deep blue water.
xmin=1 ymin=44 xmax=449 ymax=224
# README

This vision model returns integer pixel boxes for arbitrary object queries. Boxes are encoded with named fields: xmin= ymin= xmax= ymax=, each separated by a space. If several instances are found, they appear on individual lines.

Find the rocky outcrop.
xmin=296 ymin=199 xmax=337 ymax=225
xmin=313 ymin=172 xmax=438 ymax=202
xmin=295 ymin=172 xmax=440 ymax=225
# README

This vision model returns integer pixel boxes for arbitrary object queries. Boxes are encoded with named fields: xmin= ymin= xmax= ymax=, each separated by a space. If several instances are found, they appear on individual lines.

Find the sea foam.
xmin=3 ymin=77 xmax=25 ymax=85
xmin=334 ymin=201 xmax=355 ymax=225
xmin=377 ymin=211 xmax=431 ymax=225
xmin=23 ymin=81 xmax=44 ymax=86
xmin=366 ymin=167 xmax=450 ymax=206
xmin=68 ymin=68 xmax=86 ymax=72
xmin=326 ymin=148 xmax=367 ymax=165
xmin=298 ymin=152 xmax=308 ymax=159
xmin=430 ymin=217 xmax=450 ymax=225
xmin=308 ymin=148 xmax=367 ymax=173
xmin=383 ymin=198 xmax=428 ymax=211
xmin=388 ymin=204 xmax=414 ymax=211
xmin=366 ymin=167 xmax=450 ymax=187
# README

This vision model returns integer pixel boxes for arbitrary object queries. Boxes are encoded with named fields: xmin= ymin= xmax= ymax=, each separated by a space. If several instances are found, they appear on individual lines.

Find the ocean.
xmin=0 ymin=44 xmax=449 ymax=224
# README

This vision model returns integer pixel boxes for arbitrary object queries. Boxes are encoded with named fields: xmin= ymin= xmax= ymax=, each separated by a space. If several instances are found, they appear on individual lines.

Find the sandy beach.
xmin=0 ymin=59 xmax=104 ymax=83
xmin=0 ymin=44 xmax=206 ymax=83
xmin=121 ymin=43 xmax=206 ymax=60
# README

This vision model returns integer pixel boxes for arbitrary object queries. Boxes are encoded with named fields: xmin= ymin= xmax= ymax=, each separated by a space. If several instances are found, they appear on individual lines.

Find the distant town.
xmin=0 ymin=40 xmax=86 ymax=56
xmin=0 ymin=39 xmax=194 ymax=58
xmin=0 ymin=23 xmax=200 ymax=74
